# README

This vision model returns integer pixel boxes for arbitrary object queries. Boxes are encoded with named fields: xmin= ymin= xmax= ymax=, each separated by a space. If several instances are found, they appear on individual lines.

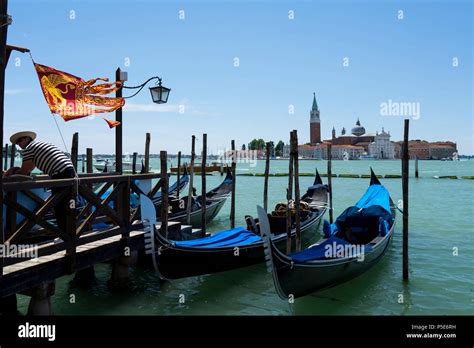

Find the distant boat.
xmin=171 ymin=161 xmax=224 ymax=174
xmin=359 ymin=154 xmax=376 ymax=160
xmin=94 ymin=160 xmax=150 ymax=172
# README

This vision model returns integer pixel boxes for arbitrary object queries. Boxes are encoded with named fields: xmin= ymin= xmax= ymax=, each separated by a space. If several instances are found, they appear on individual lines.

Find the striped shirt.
xmin=22 ymin=141 xmax=74 ymax=176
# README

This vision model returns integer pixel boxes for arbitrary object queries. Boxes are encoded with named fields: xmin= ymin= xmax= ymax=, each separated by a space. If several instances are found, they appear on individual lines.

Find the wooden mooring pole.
xmin=186 ymin=135 xmax=195 ymax=225
xmin=81 ymin=154 xmax=85 ymax=173
xmin=86 ymin=148 xmax=93 ymax=173
xmin=144 ymin=132 xmax=150 ymax=174
xmin=9 ymin=142 xmax=14 ymax=169
xmin=230 ymin=140 xmax=236 ymax=228
xmin=3 ymin=143 xmax=7 ymax=170
xmin=132 ymin=152 xmax=138 ymax=174
xmin=415 ymin=156 xmax=419 ymax=178
xmin=176 ymin=151 xmax=181 ymax=199
xmin=263 ymin=142 xmax=271 ymax=212
xmin=71 ymin=132 xmax=78 ymax=171
xmin=115 ymin=67 xmax=123 ymax=174
xmin=286 ymin=131 xmax=294 ymax=254
xmin=402 ymin=119 xmax=409 ymax=280
xmin=201 ymin=134 xmax=207 ymax=236
xmin=327 ymin=143 xmax=333 ymax=224
xmin=160 ymin=150 xmax=169 ymax=238
xmin=0 ymin=0 xmax=10 ymax=295
xmin=73 ymin=147 xmax=96 ymax=287
xmin=293 ymin=130 xmax=301 ymax=252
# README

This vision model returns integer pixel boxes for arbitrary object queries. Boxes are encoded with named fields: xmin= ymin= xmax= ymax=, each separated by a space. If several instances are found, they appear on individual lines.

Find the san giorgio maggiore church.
xmin=284 ymin=93 xmax=395 ymax=160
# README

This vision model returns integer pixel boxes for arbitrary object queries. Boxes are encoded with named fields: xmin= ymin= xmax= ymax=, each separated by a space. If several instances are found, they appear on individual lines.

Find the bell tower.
xmin=310 ymin=92 xmax=321 ymax=145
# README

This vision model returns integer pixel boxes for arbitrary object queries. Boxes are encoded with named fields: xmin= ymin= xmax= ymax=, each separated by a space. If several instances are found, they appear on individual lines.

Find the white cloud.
xmin=123 ymin=102 xmax=222 ymax=117
xmin=5 ymin=89 xmax=28 ymax=95
xmin=123 ymin=103 xmax=180 ymax=113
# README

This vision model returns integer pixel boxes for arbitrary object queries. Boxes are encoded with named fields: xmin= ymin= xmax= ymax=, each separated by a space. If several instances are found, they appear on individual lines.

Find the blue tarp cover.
xmin=354 ymin=184 xmax=391 ymax=213
xmin=289 ymin=236 xmax=373 ymax=262
xmin=324 ymin=184 xmax=393 ymax=238
xmin=174 ymin=227 xmax=262 ymax=248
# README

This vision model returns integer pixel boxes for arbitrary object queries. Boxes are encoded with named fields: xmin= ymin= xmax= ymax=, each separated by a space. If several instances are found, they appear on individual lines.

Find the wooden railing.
xmin=0 ymin=173 xmax=162 ymax=277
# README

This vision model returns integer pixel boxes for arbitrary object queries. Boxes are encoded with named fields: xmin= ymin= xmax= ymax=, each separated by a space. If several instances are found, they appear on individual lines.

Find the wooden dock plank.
xmin=0 ymin=230 xmax=146 ymax=297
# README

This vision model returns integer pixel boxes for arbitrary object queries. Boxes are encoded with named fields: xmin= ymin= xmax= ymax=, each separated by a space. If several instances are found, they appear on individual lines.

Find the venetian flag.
xmin=34 ymin=63 xmax=125 ymax=121
xmin=103 ymin=117 xmax=121 ymax=128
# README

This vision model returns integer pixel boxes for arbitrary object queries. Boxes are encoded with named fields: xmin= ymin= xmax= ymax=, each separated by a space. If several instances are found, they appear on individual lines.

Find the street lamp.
xmin=123 ymin=76 xmax=171 ymax=104
xmin=149 ymin=78 xmax=171 ymax=104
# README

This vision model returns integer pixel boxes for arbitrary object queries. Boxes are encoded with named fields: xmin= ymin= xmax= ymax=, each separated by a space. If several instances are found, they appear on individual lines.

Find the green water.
xmin=16 ymin=159 xmax=474 ymax=315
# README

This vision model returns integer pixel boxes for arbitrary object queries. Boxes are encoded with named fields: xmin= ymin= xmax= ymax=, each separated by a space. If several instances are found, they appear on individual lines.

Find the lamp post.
xmin=114 ymin=72 xmax=171 ymax=174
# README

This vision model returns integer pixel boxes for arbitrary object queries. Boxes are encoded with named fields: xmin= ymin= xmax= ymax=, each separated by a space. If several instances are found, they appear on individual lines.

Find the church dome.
xmin=351 ymin=118 xmax=366 ymax=136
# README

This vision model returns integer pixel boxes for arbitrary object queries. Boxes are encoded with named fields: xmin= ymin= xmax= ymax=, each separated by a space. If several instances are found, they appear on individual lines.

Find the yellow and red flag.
xmin=103 ymin=117 xmax=121 ymax=128
xmin=34 ymin=63 xmax=125 ymax=121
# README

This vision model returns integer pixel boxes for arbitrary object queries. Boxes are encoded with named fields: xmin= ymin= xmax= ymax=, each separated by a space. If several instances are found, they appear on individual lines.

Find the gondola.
xmin=154 ymin=168 xmax=233 ymax=228
xmin=150 ymin=166 xmax=189 ymax=204
xmin=258 ymin=168 xmax=396 ymax=300
xmin=151 ymin=170 xmax=328 ymax=279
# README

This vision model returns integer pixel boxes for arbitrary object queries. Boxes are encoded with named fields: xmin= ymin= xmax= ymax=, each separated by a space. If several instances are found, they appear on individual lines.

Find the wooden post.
xmin=415 ymin=156 xmax=419 ymax=178
xmin=201 ymin=134 xmax=207 ymax=236
xmin=9 ymin=142 xmax=14 ymax=169
xmin=3 ymin=143 xmax=7 ymax=170
xmin=132 ymin=152 xmax=138 ymax=174
xmin=144 ymin=133 xmax=150 ymax=174
xmin=81 ymin=154 xmax=85 ymax=173
xmin=293 ymin=130 xmax=301 ymax=252
xmin=27 ymin=282 xmax=55 ymax=316
xmin=176 ymin=151 xmax=181 ymax=199
xmin=286 ymin=131 xmax=294 ymax=254
xmin=263 ymin=142 xmax=271 ymax=211
xmin=65 ymin=186 xmax=76 ymax=274
xmin=186 ymin=135 xmax=196 ymax=225
xmin=328 ymin=143 xmax=333 ymax=224
xmin=160 ymin=151 xmax=169 ymax=238
xmin=74 ymin=149 xmax=96 ymax=287
xmin=115 ymin=68 xmax=123 ymax=174
xmin=86 ymin=148 xmax=93 ymax=173
xmin=86 ymin=148 xmax=93 ymax=228
xmin=402 ymin=119 xmax=409 ymax=281
xmin=71 ymin=132 xmax=78 ymax=171
xmin=230 ymin=140 xmax=236 ymax=228
xmin=0 ymin=0 xmax=10 ymax=279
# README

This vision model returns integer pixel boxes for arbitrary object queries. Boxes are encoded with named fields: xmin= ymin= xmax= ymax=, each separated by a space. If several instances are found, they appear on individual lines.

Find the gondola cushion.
xmin=323 ymin=220 xmax=338 ymax=238
xmin=174 ymin=227 xmax=261 ymax=248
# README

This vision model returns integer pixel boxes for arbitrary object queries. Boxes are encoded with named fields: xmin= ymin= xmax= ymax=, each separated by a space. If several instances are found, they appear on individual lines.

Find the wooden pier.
xmin=0 ymin=171 xmax=192 ymax=314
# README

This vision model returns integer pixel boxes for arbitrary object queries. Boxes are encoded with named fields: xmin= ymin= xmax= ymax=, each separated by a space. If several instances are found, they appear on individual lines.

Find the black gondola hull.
xmin=271 ymin=227 xmax=394 ymax=299
xmin=156 ymin=213 xmax=324 ymax=279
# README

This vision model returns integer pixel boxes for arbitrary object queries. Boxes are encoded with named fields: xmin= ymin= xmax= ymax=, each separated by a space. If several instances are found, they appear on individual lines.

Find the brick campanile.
xmin=310 ymin=92 xmax=321 ymax=145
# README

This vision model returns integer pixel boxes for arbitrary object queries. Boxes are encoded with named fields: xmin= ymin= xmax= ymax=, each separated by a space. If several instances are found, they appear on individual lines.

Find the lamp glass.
xmin=149 ymin=85 xmax=171 ymax=104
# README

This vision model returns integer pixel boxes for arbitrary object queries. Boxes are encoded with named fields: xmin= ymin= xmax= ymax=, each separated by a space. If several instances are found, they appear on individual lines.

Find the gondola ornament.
xmin=257 ymin=205 xmax=288 ymax=300
xmin=140 ymin=194 xmax=162 ymax=278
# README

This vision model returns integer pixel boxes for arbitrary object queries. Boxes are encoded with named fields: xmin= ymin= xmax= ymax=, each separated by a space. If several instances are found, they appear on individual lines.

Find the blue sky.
xmin=5 ymin=0 xmax=473 ymax=155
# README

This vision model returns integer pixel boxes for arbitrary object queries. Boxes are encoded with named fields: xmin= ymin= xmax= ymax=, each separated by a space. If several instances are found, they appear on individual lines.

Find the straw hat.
xmin=10 ymin=131 xmax=37 ymax=144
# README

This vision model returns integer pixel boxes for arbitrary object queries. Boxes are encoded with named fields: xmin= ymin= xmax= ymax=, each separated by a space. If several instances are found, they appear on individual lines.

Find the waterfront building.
xmin=315 ymin=143 xmax=365 ymax=160
xmin=368 ymin=128 xmax=395 ymax=159
xmin=393 ymin=140 xmax=457 ymax=159
xmin=326 ymin=118 xmax=376 ymax=153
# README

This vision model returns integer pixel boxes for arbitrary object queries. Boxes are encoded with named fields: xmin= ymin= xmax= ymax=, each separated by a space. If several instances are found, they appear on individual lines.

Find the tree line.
xmin=244 ymin=139 xmax=285 ymax=157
